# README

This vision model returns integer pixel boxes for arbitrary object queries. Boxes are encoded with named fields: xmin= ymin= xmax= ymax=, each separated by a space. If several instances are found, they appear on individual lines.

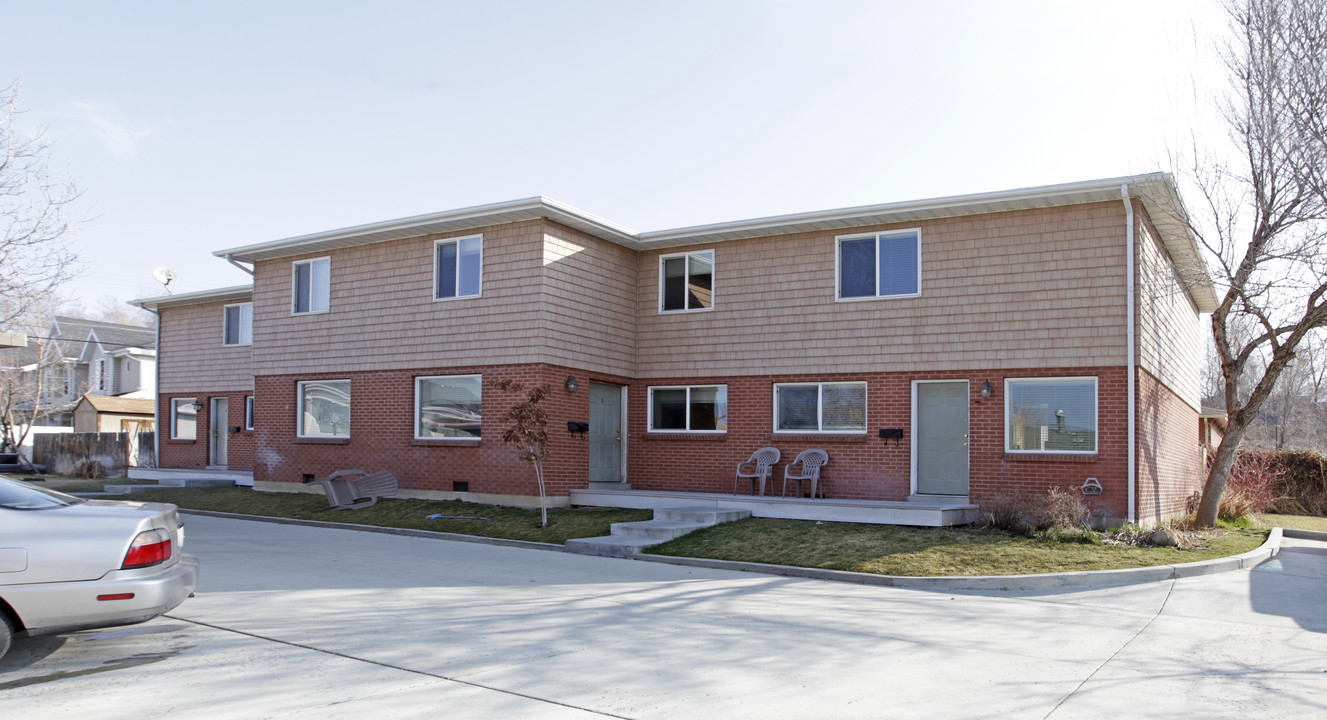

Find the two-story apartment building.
xmin=134 ymin=174 xmax=1217 ymax=526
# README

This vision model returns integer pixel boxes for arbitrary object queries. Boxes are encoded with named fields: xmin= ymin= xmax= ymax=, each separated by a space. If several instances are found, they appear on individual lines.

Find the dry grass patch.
xmin=1257 ymin=514 xmax=1327 ymax=532
xmin=115 ymin=487 xmax=652 ymax=544
xmin=646 ymin=518 xmax=1268 ymax=577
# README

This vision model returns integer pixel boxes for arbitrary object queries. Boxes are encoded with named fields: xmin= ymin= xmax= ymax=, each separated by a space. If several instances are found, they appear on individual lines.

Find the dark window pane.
xmin=652 ymin=389 xmax=687 ymax=429
xmin=662 ymin=257 xmax=686 ymax=311
xmin=840 ymin=239 xmax=875 ymax=297
xmin=437 ymin=242 xmax=458 ymax=298
xmin=224 ymin=306 xmax=240 ymax=345
xmin=1008 ymin=379 xmax=1096 ymax=452
xmin=689 ymin=386 xmax=726 ymax=431
xmin=294 ymin=263 xmax=311 ymax=312
xmin=688 ymin=253 xmax=713 ymax=309
xmin=777 ymin=386 xmax=820 ymax=431
xmin=879 ymin=232 xmax=919 ymax=296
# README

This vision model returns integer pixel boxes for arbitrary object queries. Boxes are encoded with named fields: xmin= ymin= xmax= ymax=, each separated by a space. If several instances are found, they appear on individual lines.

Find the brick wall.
xmin=1137 ymin=369 xmax=1205 ymax=524
xmin=626 ymin=366 xmax=1132 ymax=520
xmin=251 ymin=364 xmax=633 ymax=500
xmin=157 ymin=391 xmax=256 ymax=471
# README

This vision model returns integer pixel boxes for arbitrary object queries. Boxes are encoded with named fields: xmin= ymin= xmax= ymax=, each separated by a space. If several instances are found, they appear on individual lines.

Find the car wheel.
xmin=0 ymin=611 xmax=12 ymax=660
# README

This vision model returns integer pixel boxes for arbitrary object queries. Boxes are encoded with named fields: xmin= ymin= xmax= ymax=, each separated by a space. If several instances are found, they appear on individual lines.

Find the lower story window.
xmin=298 ymin=380 xmax=351 ymax=438
xmin=416 ymin=375 xmax=482 ymax=439
xmin=245 ymin=396 xmax=255 ymax=430
xmin=171 ymin=398 xmax=197 ymax=439
xmin=1006 ymin=377 xmax=1097 ymax=453
xmin=774 ymin=382 xmax=866 ymax=433
xmin=649 ymin=385 xmax=727 ymax=432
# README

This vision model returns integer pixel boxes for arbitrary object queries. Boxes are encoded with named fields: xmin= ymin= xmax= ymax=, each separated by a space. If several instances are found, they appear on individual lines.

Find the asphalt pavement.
xmin=1 ymin=515 xmax=1324 ymax=719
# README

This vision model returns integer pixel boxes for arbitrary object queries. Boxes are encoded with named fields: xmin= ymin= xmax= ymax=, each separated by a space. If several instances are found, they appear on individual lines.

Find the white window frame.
xmin=297 ymin=379 xmax=351 ymax=439
xmin=1004 ymin=376 xmax=1098 ymax=455
xmin=433 ymin=234 xmax=483 ymax=302
xmin=835 ymin=228 xmax=922 ymax=301
xmin=223 ymin=302 xmax=254 ymax=346
xmin=657 ymin=249 xmax=716 ymax=314
xmin=171 ymin=398 xmax=197 ymax=440
xmin=773 ymin=381 xmax=868 ymax=434
xmin=414 ymin=374 xmax=483 ymax=440
xmin=647 ymin=385 xmax=728 ymax=433
xmin=244 ymin=395 xmax=254 ymax=430
xmin=291 ymin=257 xmax=331 ymax=315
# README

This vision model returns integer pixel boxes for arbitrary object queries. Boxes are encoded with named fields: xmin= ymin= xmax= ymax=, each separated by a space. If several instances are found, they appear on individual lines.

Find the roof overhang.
xmin=207 ymin=173 xmax=1219 ymax=312
xmin=131 ymin=285 xmax=253 ymax=312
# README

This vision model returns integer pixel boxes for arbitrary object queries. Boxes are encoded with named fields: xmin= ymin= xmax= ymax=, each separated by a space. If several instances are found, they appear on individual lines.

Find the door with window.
xmin=210 ymin=397 xmax=229 ymax=468
xmin=915 ymin=381 xmax=969 ymax=496
xmin=589 ymin=383 xmax=624 ymax=484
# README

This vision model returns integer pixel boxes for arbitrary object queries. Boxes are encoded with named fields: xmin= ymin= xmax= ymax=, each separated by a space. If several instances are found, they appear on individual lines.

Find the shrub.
xmin=71 ymin=459 xmax=107 ymax=479
xmin=982 ymin=486 xmax=1091 ymax=535
xmin=1265 ymin=450 xmax=1327 ymax=516
xmin=1219 ymin=451 xmax=1284 ymax=520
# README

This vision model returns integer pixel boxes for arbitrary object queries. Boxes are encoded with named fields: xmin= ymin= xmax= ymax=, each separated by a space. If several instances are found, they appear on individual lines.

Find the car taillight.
xmin=122 ymin=529 xmax=172 ymax=569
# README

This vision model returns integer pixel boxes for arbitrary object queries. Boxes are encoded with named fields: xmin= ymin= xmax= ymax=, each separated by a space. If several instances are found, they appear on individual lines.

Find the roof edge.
xmin=131 ymin=284 xmax=253 ymax=311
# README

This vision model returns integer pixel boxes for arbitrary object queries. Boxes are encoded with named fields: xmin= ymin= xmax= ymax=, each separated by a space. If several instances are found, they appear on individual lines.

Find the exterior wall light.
xmin=564 ymin=376 xmax=579 ymax=393
xmin=191 ymin=399 xmax=205 ymax=412
xmin=980 ymin=380 xmax=993 ymax=399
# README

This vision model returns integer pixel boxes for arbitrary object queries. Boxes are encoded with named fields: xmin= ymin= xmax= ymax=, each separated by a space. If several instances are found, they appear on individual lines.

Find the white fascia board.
xmin=131 ymin=284 xmax=253 ymax=311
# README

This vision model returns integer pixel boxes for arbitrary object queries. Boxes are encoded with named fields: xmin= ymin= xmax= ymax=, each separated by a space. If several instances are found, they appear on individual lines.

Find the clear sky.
xmin=1 ymin=0 xmax=1228 ymax=309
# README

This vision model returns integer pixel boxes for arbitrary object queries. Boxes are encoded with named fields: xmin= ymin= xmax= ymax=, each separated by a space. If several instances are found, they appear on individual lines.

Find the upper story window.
xmin=435 ymin=235 xmax=482 ymax=301
xmin=659 ymin=250 xmax=714 ymax=313
xmin=223 ymin=303 xmax=253 ymax=345
xmin=298 ymin=379 xmax=351 ymax=438
xmin=837 ymin=229 xmax=921 ymax=300
xmin=1006 ymin=377 xmax=1097 ymax=454
xmin=648 ymin=385 xmax=727 ymax=432
xmin=415 ymin=375 xmax=482 ymax=439
xmin=774 ymin=382 xmax=867 ymax=434
xmin=292 ymin=258 xmax=330 ymax=314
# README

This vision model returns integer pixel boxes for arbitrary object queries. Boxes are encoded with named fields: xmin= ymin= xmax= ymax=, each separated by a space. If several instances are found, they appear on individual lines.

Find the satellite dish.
xmin=152 ymin=267 xmax=178 ymax=294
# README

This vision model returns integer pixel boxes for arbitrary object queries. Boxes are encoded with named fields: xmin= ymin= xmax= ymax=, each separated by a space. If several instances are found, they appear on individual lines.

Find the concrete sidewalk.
xmin=2 ymin=515 xmax=1323 ymax=718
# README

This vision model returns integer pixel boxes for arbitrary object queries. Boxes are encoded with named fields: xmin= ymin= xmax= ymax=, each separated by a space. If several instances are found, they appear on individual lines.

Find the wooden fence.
xmin=34 ymin=431 xmax=156 ymax=475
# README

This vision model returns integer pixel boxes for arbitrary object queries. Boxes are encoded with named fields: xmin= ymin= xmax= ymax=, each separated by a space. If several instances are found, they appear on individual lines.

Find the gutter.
xmin=1122 ymin=185 xmax=1136 ymax=524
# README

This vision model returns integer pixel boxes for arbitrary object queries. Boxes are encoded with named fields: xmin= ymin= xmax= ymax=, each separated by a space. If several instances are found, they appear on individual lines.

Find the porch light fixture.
xmin=191 ymin=400 xmax=205 ymax=412
xmin=980 ymin=380 xmax=993 ymax=399
xmin=564 ymin=376 xmax=579 ymax=393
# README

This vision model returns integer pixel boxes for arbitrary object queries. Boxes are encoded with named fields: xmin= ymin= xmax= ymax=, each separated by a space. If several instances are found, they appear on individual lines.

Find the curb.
xmin=181 ymin=509 xmax=1292 ymax=592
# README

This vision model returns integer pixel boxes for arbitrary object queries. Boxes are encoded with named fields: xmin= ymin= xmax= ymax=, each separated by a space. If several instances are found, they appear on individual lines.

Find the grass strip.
xmin=116 ymin=487 xmax=651 ymax=545
xmin=644 ymin=518 xmax=1269 ymax=577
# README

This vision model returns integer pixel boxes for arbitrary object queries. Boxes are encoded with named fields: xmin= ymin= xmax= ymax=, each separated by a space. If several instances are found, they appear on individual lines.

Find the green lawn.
xmin=116 ymin=486 xmax=653 ymax=545
xmin=98 ymin=485 xmax=1281 ymax=577
xmin=1258 ymin=514 xmax=1327 ymax=532
xmin=645 ymin=518 xmax=1269 ymax=576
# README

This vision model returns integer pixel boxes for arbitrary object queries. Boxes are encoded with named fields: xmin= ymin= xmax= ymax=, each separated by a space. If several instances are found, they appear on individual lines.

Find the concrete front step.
xmin=566 ymin=506 xmax=752 ymax=557
xmin=129 ymin=468 xmax=254 ymax=486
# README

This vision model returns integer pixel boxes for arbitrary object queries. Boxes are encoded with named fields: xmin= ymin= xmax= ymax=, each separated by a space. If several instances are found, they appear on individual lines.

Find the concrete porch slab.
xmin=569 ymin=488 xmax=978 ymax=527
xmin=130 ymin=467 xmax=254 ymax=487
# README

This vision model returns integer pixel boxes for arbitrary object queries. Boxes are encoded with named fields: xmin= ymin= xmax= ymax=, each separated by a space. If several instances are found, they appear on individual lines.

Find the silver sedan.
xmin=0 ymin=475 xmax=199 ymax=659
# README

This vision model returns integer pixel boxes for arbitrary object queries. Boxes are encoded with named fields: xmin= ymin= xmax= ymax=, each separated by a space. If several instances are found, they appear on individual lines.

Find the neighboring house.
xmin=33 ymin=317 xmax=157 ymax=426
xmin=72 ymin=394 xmax=156 ymax=433
xmin=134 ymin=174 xmax=1218 ymax=526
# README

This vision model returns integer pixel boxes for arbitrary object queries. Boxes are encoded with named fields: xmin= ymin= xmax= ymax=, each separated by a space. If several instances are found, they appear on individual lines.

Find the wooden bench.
xmin=304 ymin=469 xmax=398 ymax=510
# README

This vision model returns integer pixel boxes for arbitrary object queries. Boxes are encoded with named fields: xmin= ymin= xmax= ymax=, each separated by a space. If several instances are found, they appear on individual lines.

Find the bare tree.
xmin=0 ymin=310 xmax=62 ymax=460
xmin=495 ymin=379 xmax=552 ymax=528
xmin=1181 ymin=0 xmax=1327 ymax=526
xmin=0 ymin=80 xmax=80 ymax=327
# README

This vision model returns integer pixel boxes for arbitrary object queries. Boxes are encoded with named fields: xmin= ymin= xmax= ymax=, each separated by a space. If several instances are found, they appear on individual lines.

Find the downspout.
xmin=224 ymin=254 xmax=255 ymax=276
xmin=1121 ymin=184 xmax=1136 ymax=524
xmin=142 ymin=305 xmax=161 ymax=469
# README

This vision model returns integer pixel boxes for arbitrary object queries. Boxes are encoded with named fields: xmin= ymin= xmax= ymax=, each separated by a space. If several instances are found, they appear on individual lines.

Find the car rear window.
xmin=0 ymin=475 xmax=86 ymax=510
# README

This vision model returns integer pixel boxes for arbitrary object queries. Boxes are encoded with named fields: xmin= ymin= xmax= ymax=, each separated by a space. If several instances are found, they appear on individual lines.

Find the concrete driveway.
xmin=2 ymin=515 xmax=1324 ymax=719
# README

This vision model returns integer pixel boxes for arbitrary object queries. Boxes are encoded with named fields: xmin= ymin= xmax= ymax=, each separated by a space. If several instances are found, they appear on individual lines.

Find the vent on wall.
xmin=453 ymin=481 xmax=469 ymax=493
